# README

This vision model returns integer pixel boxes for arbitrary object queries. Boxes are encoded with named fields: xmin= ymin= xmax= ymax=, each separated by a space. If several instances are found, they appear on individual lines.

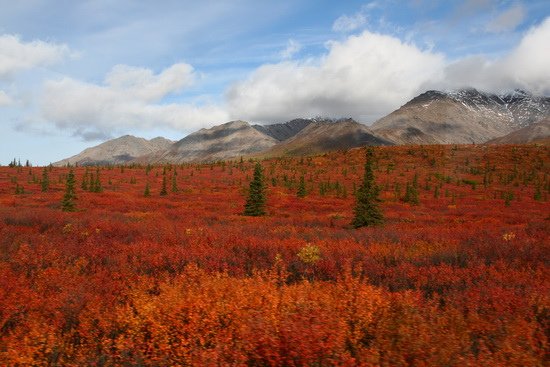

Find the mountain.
xmin=55 ymin=89 xmax=550 ymax=165
xmin=371 ymin=89 xmax=550 ymax=145
xmin=486 ymin=118 xmax=550 ymax=145
xmin=500 ymin=90 xmax=550 ymax=127
xmin=252 ymin=118 xmax=315 ymax=141
xmin=154 ymin=120 xmax=277 ymax=163
xmin=54 ymin=135 xmax=173 ymax=166
xmin=260 ymin=118 xmax=392 ymax=157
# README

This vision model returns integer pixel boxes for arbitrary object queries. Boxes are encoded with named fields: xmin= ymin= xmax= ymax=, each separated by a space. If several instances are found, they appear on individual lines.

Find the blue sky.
xmin=0 ymin=0 xmax=549 ymax=165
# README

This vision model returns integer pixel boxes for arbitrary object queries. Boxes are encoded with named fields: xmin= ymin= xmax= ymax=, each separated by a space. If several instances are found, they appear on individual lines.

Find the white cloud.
xmin=105 ymin=63 xmax=195 ymax=102
xmin=498 ymin=16 xmax=550 ymax=93
xmin=227 ymin=17 xmax=550 ymax=124
xmin=486 ymin=4 xmax=526 ymax=33
xmin=332 ymin=12 xmax=367 ymax=33
xmin=24 ymin=17 xmax=550 ymax=139
xmin=0 ymin=34 xmax=71 ymax=79
xmin=280 ymin=39 xmax=301 ymax=59
xmin=227 ymin=31 xmax=445 ymax=123
xmin=433 ymin=17 xmax=550 ymax=94
xmin=39 ymin=64 xmax=228 ymax=140
xmin=0 ymin=90 xmax=14 ymax=106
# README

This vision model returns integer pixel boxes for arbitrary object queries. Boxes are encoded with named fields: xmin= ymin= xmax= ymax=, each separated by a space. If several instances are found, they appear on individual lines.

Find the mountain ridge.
xmin=55 ymin=88 xmax=550 ymax=165
xmin=152 ymin=120 xmax=278 ymax=163
xmin=54 ymin=135 xmax=173 ymax=166
xmin=371 ymin=88 xmax=550 ymax=145
xmin=259 ymin=118 xmax=392 ymax=158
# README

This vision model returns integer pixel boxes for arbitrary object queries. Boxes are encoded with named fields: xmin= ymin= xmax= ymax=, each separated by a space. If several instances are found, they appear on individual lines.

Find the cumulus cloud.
xmin=486 ymin=4 xmax=526 ymax=33
xmin=105 ymin=63 xmax=195 ymax=102
xmin=0 ymin=34 xmax=71 ymax=79
xmin=0 ymin=90 xmax=14 ymax=106
xmin=227 ymin=31 xmax=445 ymax=123
xmin=39 ymin=64 xmax=228 ymax=140
xmin=433 ymin=17 xmax=550 ymax=94
xmin=280 ymin=39 xmax=301 ymax=59
xmin=498 ymin=16 xmax=550 ymax=93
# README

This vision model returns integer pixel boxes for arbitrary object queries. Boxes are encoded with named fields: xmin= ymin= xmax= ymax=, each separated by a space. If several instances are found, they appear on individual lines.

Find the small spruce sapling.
xmin=352 ymin=147 xmax=384 ymax=228
xmin=62 ymin=169 xmax=77 ymax=212
xmin=243 ymin=162 xmax=267 ymax=216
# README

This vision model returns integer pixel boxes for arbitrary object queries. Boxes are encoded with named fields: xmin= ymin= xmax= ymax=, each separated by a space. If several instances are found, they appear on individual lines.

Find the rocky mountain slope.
xmin=54 ymin=135 xmax=173 ymax=166
xmin=252 ymin=118 xmax=314 ymax=141
xmin=371 ymin=89 xmax=550 ymax=144
xmin=153 ymin=120 xmax=278 ymax=163
xmin=486 ymin=118 xmax=550 ymax=145
xmin=261 ymin=119 xmax=392 ymax=157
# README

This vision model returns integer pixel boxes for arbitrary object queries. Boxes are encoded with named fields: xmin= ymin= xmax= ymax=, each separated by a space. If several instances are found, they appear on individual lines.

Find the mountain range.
xmin=371 ymin=89 xmax=550 ymax=144
xmin=54 ymin=88 xmax=550 ymax=166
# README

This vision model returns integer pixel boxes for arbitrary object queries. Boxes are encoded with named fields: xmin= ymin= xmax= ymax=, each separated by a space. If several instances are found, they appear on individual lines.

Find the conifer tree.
xmin=171 ymin=173 xmax=178 ymax=193
xmin=41 ymin=167 xmax=50 ymax=192
xmin=81 ymin=168 xmax=89 ymax=191
xmin=15 ymin=184 xmax=24 ymax=194
xmin=91 ymin=168 xmax=102 ymax=193
xmin=404 ymin=173 xmax=420 ymax=205
xmin=160 ymin=175 xmax=168 ymax=196
xmin=534 ymin=180 xmax=542 ymax=201
xmin=144 ymin=182 xmax=151 ymax=197
xmin=243 ymin=162 xmax=266 ymax=216
xmin=62 ymin=169 xmax=77 ymax=212
xmin=352 ymin=147 xmax=383 ymax=228
xmin=297 ymin=175 xmax=306 ymax=198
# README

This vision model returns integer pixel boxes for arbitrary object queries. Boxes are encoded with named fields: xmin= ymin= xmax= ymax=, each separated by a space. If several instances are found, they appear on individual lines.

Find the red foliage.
xmin=0 ymin=144 xmax=548 ymax=365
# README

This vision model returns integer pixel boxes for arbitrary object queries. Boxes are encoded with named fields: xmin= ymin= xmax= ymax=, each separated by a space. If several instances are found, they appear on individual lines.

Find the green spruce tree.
xmin=62 ymin=169 xmax=77 ymax=212
xmin=81 ymin=168 xmax=89 ymax=191
xmin=41 ymin=167 xmax=50 ymax=192
xmin=171 ymin=173 xmax=178 ymax=193
xmin=297 ymin=175 xmax=307 ymax=198
xmin=144 ymin=182 xmax=151 ymax=197
xmin=243 ymin=162 xmax=266 ymax=216
xmin=404 ymin=173 xmax=420 ymax=205
xmin=159 ymin=175 xmax=168 ymax=196
xmin=92 ymin=168 xmax=102 ymax=193
xmin=15 ymin=183 xmax=24 ymax=194
xmin=352 ymin=147 xmax=383 ymax=228
xmin=534 ymin=180 xmax=542 ymax=201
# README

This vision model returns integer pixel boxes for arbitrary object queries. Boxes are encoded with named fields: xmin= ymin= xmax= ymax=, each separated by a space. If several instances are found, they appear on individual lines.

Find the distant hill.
xmin=153 ymin=120 xmax=278 ymax=163
xmin=54 ymin=135 xmax=173 ymax=166
xmin=371 ymin=89 xmax=550 ymax=145
xmin=486 ymin=119 xmax=550 ymax=145
xmin=261 ymin=118 xmax=392 ymax=157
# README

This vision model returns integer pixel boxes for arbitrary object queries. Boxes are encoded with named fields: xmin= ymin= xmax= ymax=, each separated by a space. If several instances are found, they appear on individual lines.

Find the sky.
xmin=0 ymin=0 xmax=549 ymax=165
